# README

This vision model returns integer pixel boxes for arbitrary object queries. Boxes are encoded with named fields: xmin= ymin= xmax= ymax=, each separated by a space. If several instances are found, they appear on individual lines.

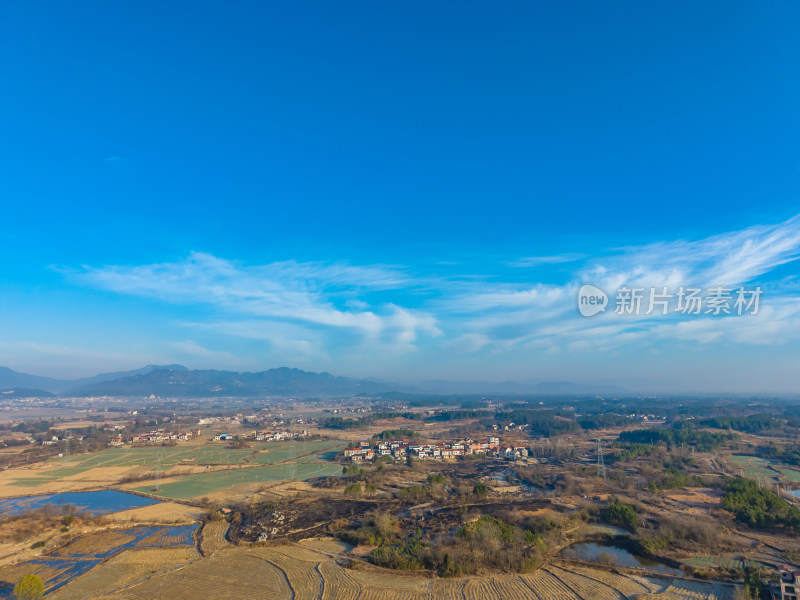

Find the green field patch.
xmin=777 ymin=468 xmax=800 ymax=482
xmin=684 ymin=555 xmax=767 ymax=571
xmin=37 ymin=440 xmax=342 ymax=475
xmin=3 ymin=441 xmax=345 ymax=497
xmin=727 ymin=455 xmax=779 ymax=480
xmin=252 ymin=441 xmax=345 ymax=464
xmin=11 ymin=478 xmax=56 ymax=486
xmin=10 ymin=467 xmax=89 ymax=486
xmin=134 ymin=461 xmax=343 ymax=500
xmin=728 ymin=455 xmax=800 ymax=483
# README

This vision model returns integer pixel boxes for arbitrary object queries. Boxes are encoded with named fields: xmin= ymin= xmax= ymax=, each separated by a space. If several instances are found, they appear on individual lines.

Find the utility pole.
xmin=154 ymin=450 xmax=162 ymax=492
xmin=596 ymin=439 xmax=606 ymax=479
xmin=288 ymin=420 xmax=297 ymax=480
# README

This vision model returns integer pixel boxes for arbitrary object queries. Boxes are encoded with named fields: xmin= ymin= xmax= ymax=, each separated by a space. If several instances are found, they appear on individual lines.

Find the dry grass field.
xmin=108 ymin=501 xmax=205 ymax=523
xmin=198 ymin=520 xmax=230 ymax=556
xmin=41 ymin=536 xmax=738 ymax=600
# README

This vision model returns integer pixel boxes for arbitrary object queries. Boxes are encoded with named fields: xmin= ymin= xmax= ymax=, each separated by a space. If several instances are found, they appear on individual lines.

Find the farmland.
xmin=0 ymin=439 xmax=345 ymax=501
xmin=131 ymin=459 xmax=342 ymax=500
xmin=43 ymin=538 xmax=735 ymax=600
xmin=3 ymin=394 xmax=800 ymax=598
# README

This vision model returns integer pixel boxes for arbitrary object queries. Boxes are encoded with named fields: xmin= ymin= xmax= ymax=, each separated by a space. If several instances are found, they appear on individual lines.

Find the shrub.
xmin=14 ymin=575 xmax=44 ymax=599
xmin=344 ymin=483 xmax=362 ymax=495
xmin=601 ymin=496 xmax=638 ymax=529
xmin=427 ymin=473 xmax=447 ymax=485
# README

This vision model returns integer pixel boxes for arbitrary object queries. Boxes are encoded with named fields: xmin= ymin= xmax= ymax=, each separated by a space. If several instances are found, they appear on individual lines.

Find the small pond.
xmin=561 ymin=541 xmax=682 ymax=575
xmin=0 ymin=490 xmax=158 ymax=516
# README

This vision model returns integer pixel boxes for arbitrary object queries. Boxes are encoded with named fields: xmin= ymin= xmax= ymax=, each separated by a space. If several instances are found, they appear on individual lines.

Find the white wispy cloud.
xmin=445 ymin=214 xmax=800 ymax=353
xmin=69 ymin=252 xmax=440 ymax=354
xmin=507 ymin=254 xmax=585 ymax=268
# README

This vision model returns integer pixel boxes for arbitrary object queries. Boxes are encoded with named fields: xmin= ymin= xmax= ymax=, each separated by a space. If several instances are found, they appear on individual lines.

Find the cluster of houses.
xmin=344 ymin=436 xmax=530 ymax=462
xmin=42 ymin=433 xmax=85 ymax=446
xmin=490 ymin=422 xmax=530 ymax=432
xmin=322 ymin=407 xmax=369 ymax=415
xmin=250 ymin=430 xmax=309 ymax=441
xmin=129 ymin=428 xmax=201 ymax=445
xmin=211 ymin=430 xmax=310 ymax=442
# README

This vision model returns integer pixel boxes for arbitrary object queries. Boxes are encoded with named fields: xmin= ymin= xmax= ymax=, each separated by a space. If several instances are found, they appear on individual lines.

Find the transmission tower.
xmin=63 ymin=430 xmax=70 ymax=463
xmin=596 ymin=439 xmax=606 ymax=479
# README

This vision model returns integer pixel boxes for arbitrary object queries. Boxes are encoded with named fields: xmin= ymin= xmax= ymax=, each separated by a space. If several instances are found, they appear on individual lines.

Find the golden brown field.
xmin=43 ymin=536 xmax=737 ymax=600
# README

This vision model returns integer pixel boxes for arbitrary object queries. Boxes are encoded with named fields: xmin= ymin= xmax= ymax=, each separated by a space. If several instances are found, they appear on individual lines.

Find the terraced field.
xmin=110 ymin=552 xmax=294 ymax=599
xmin=684 ymin=555 xmax=767 ymax=571
xmin=55 ymin=539 xmax=737 ymax=600
xmin=637 ymin=580 xmax=735 ymax=600
xmin=727 ymin=455 xmax=780 ymax=480
xmin=199 ymin=520 xmax=230 ymax=556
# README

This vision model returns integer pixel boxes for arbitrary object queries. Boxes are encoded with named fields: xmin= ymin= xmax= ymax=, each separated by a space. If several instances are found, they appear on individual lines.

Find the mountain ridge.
xmin=0 ymin=365 xmax=627 ymax=397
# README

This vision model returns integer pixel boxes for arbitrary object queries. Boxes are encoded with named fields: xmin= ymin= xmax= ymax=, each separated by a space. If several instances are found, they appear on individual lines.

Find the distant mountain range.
xmin=0 ymin=364 xmax=188 ymax=395
xmin=0 ymin=365 xmax=627 ymax=398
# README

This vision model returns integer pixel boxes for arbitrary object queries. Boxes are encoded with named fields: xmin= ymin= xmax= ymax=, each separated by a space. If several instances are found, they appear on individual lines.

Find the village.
xmin=130 ymin=428 xmax=202 ymax=444
xmin=343 ymin=435 xmax=531 ymax=462
xmin=212 ymin=429 xmax=310 ymax=442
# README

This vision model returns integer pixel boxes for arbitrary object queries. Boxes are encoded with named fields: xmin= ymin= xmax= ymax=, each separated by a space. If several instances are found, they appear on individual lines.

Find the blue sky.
xmin=1 ymin=1 xmax=799 ymax=391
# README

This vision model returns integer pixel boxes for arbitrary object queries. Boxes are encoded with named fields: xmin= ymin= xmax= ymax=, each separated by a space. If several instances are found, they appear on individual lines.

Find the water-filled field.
xmin=52 ymin=524 xmax=198 ymax=559
xmin=560 ymin=541 xmax=682 ymax=575
xmin=0 ymin=490 xmax=157 ymax=516
xmin=0 ymin=524 xmax=197 ymax=598
xmin=0 ymin=558 xmax=101 ymax=597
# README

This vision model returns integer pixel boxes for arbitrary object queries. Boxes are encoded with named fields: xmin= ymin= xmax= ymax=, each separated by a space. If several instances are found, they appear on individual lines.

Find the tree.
xmin=62 ymin=515 xmax=74 ymax=529
xmin=374 ymin=511 xmax=399 ymax=540
xmin=473 ymin=482 xmax=489 ymax=497
xmin=14 ymin=574 xmax=44 ymax=599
